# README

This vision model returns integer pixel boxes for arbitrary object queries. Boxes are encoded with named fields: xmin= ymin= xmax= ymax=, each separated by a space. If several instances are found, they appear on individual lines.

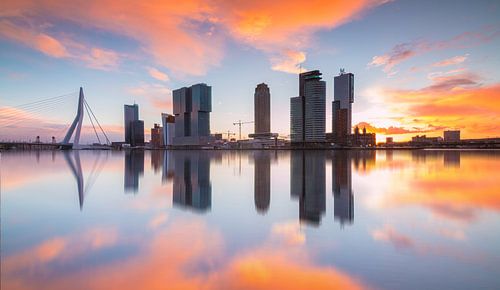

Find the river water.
xmin=1 ymin=149 xmax=499 ymax=290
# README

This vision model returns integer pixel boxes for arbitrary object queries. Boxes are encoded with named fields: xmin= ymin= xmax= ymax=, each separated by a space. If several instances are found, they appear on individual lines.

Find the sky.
xmin=0 ymin=0 xmax=499 ymax=143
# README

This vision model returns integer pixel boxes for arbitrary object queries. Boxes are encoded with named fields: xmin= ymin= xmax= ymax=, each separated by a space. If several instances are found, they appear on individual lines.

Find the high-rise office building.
xmin=332 ymin=71 xmax=354 ymax=139
xmin=290 ymin=70 xmax=326 ymax=143
xmin=172 ymin=83 xmax=214 ymax=146
xmin=254 ymin=83 xmax=270 ymax=134
xmin=130 ymin=120 xmax=144 ymax=147
xmin=250 ymin=83 xmax=278 ymax=140
xmin=124 ymin=104 xmax=139 ymax=144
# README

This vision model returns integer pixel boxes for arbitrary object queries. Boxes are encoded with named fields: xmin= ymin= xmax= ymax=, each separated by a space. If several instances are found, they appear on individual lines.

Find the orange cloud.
xmin=207 ymin=250 xmax=367 ymax=290
xmin=374 ymin=152 xmax=500 ymax=224
xmin=376 ymin=71 xmax=500 ymax=139
xmin=219 ymin=0 xmax=387 ymax=73
xmin=2 ymin=219 xmax=370 ymax=290
xmin=0 ymin=0 xmax=387 ymax=75
xmin=355 ymin=121 xmax=446 ymax=135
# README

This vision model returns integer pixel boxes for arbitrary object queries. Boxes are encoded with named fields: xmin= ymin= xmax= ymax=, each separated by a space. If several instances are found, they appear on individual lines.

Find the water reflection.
xmin=443 ymin=150 xmax=461 ymax=168
xmin=124 ymin=150 xmax=144 ymax=193
xmin=253 ymin=151 xmax=271 ymax=214
xmin=291 ymin=151 xmax=326 ymax=226
xmin=332 ymin=152 xmax=354 ymax=226
xmin=63 ymin=151 xmax=84 ymax=209
xmin=2 ymin=149 xmax=500 ymax=290
xmin=172 ymin=151 xmax=211 ymax=212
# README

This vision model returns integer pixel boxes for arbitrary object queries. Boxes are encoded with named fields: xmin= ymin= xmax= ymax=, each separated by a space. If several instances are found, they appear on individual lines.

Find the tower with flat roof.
xmin=290 ymin=70 xmax=326 ymax=143
xmin=332 ymin=71 xmax=354 ymax=139
xmin=172 ymin=83 xmax=213 ymax=146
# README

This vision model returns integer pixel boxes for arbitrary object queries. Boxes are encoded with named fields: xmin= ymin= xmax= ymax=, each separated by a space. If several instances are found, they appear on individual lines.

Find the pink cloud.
xmin=147 ymin=67 xmax=169 ymax=82
xmin=432 ymin=54 xmax=468 ymax=67
xmin=369 ymin=28 xmax=499 ymax=74
xmin=128 ymin=83 xmax=172 ymax=110
xmin=372 ymin=225 xmax=415 ymax=249
xmin=0 ymin=19 xmax=120 ymax=70
xmin=270 ymin=50 xmax=307 ymax=74
xmin=0 ymin=19 xmax=69 ymax=58
xmin=368 ymin=42 xmax=418 ymax=73
xmin=2 ymin=217 xmax=372 ymax=290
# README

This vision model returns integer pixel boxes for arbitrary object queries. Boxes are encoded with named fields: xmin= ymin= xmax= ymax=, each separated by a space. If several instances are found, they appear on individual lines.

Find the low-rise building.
xmin=444 ymin=130 xmax=460 ymax=142
xmin=411 ymin=135 xmax=442 ymax=145
xmin=150 ymin=123 xmax=163 ymax=148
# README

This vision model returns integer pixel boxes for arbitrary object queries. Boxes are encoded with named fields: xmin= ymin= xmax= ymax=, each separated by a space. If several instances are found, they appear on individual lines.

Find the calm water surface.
xmin=1 ymin=149 xmax=499 ymax=290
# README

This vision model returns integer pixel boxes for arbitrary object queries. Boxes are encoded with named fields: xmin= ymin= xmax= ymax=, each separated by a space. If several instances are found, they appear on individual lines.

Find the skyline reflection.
xmin=2 ymin=149 xmax=500 ymax=290
xmin=124 ymin=150 xmax=144 ymax=193
xmin=172 ymin=151 xmax=212 ymax=212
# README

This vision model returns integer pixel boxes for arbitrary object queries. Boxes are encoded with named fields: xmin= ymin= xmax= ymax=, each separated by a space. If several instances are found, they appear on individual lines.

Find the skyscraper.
xmin=130 ymin=120 xmax=145 ymax=147
xmin=172 ymin=83 xmax=213 ymax=146
xmin=254 ymin=83 xmax=270 ymax=135
xmin=332 ymin=71 xmax=354 ymax=139
xmin=290 ymin=70 xmax=326 ymax=143
xmin=124 ymin=104 xmax=139 ymax=144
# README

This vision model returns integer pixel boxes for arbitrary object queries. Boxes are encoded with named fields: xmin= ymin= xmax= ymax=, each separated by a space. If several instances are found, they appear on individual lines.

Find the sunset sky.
xmin=0 ymin=0 xmax=499 ymax=143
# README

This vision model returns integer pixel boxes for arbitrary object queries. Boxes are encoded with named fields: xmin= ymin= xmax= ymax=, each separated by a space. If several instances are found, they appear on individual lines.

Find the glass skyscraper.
xmin=290 ymin=70 xmax=326 ymax=143
xmin=332 ymin=71 xmax=354 ymax=138
xmin=172 ymin=83 xmax=213 ymax=146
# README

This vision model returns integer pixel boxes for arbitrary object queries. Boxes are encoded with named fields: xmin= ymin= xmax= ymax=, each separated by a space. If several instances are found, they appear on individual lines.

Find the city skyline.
xmin=1 ymin=0 xmax=499 ymax=143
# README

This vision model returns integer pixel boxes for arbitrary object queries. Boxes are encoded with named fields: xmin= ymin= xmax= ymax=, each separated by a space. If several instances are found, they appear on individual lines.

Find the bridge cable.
xmin=83 ymin=100 xmax=101 ymax=144
xmin=0 ymin=98 xmax=74 ymax=128
xmin=1 ymin=96 xmax=74 ymax=120
xmin=0 ymin=99 xmax=73 ymax=127
xmin=4 ymin=92 xmax=76 ymax=110
xmin=84 ymin=99 xmax=110 ymax=145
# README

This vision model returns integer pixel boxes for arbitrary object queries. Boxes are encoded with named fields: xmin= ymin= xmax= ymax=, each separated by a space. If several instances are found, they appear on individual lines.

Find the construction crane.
xmin=233 ymin=120 xmax=254 ymax=140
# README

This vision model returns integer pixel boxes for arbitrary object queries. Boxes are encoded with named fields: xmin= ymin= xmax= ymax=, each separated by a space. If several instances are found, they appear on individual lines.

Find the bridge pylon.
xmin=62 ymin=87 xmax=84 ymax=149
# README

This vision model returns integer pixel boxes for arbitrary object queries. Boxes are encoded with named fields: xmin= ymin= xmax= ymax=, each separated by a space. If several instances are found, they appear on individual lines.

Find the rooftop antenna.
xmin=340 ymin=68 xmax=345 ymax=75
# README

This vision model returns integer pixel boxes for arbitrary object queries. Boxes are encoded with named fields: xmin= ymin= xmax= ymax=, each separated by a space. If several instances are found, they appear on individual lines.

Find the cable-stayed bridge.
xmin=0 ymin=87 xmax=110 ymax=150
